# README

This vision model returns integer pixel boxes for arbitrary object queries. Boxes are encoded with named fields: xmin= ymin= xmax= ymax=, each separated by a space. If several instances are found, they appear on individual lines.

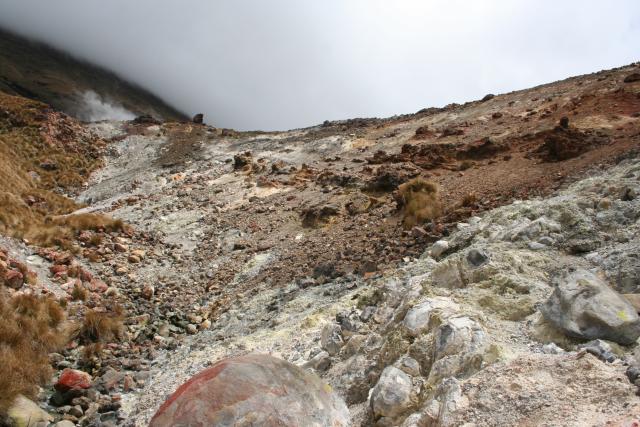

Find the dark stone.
xmin=623 ymin=73 xmax=640 ymax=83
xmin=466 ymin=248 xmax=489 ymax=267
xmin=627 ymin=366 xmax=640 ymax=383
xmin=559 ymin=116 xmax=569 ymax=129
xmin=480 ymin=94 xmax=495 ymax=102
xmin=192 ymin=113 xmax=204 ymax=124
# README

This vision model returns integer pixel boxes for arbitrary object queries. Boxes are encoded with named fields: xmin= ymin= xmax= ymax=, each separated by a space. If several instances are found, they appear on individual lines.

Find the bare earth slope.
xmin=0 ymin=62 xmax=639 ymax=426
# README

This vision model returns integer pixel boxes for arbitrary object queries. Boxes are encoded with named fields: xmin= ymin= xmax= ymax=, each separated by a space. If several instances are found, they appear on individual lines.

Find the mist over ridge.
xmin=0 ymin=0 xmax=639 ymax=130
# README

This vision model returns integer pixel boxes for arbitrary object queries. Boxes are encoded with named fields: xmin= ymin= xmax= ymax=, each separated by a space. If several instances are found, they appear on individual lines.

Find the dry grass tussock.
xmin=0 ymin=91 xmax=126 ymax=248
xmin=396 ymin=178 xmax=442 ymax=228
xmin=78 ymin=305 xmax=125 ymax=344
xmin=0 ymin=291 xmax=70 ymax=412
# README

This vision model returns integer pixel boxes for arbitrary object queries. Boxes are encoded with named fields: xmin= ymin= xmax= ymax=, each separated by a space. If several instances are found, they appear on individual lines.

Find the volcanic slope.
xmin=0 ymin=62 xmax=639 ymax=426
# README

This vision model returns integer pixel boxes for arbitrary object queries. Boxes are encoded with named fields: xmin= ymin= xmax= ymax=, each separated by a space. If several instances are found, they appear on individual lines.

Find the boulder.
xmin=541 ymin=269 xmax=640 ymax=345
xmin=192 ymin=113 xmax=204 ymax=124
xmin=149 ymin=354 xmax=349 ymax=427
xmin=428 ymin=316 xmax=488 ymax=383
xmin=370 ymin=366 xmax=412 ymax=418
xmin=55 ymin=368 xmax=92 ymax=392
xmin=7 ymin=395 xmax=53 ymax=427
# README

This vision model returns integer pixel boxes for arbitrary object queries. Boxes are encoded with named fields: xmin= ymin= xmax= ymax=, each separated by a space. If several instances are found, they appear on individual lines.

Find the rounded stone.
xmin=370 ymin=366 xmax=412 ymax=418
xmin=149 ymin=354 xmax=349 ymax=427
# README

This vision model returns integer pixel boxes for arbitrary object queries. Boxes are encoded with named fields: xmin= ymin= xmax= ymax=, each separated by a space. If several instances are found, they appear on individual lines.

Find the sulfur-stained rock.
xmin=149 ymin=354 xmax=349 ymax=427
xmin=541 ymin=269 xmax=640 ymax=345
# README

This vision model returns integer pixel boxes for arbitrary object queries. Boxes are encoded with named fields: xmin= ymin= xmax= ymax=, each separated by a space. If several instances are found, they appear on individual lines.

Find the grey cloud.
xmin=0 ymin=0 xmax=638 ymax=130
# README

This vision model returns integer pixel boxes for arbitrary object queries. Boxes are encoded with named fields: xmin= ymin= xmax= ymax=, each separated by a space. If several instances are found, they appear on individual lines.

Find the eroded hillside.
xmin=0 ymin=62 xmax=639 ymax=426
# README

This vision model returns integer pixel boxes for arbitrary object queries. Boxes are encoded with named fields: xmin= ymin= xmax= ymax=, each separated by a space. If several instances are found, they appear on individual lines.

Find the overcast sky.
xmin=0 ymin=0 xmax=638 ymax=130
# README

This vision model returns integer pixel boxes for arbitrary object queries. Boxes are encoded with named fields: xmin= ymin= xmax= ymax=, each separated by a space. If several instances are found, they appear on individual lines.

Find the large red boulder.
xmin=55 ymin=368 xmax=92 ymax=392
xmin=149 ymin=354 xmax=350 ymax=427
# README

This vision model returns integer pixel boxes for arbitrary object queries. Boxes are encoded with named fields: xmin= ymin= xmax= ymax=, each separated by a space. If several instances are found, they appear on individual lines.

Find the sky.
xmin=0 ymin=0 xmax=638 ymax=130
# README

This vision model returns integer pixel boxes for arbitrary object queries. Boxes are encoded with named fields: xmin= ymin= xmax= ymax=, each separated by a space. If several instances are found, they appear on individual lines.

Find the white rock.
xmin=430 ymin=240 xmax=449 ymax=258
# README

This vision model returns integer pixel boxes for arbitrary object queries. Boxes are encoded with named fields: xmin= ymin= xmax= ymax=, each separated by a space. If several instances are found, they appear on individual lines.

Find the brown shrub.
xmin=71 ymin=282 xmax=88 ymax=301
xmin=461 ymin=192 xmax=478 ymax=207
xmin=0 ymin=292 xmax=69 ymax=411
xmin=395 ymin=178 xmax=442 ymax=228
xmin=81 ymin=343 xmax=103 ymax=365
xmin=78 ymin=306 xmax=125 ymax=344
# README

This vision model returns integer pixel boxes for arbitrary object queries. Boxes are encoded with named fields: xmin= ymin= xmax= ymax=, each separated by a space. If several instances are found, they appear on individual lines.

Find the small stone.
xmin=200 ymin=319 xmax=212 ymax=330
xmin=186 ymin=324 xmax=198 ymax=334
xmin=128 ymin=255 xmax=141 ymax=264
xmin=620 ymin=186 xmax=637 ymax=201
xmin=114 ymin=243 xmax=128 ymax=253
xmin=597 ymin=198 xmax=611 ymax=210
xmin=105 ymin=287 xmax=119 ymax=297
xmin=55 ymin=369 xmax=92 ymax=392
xmin=68 ymin=405 xmax=84 ymax=418
xmin=466 ymin=248 xmax=489 ymax=267
xmin=100 ymin=368 xmax=124 ymax=391
xmin=430 ymin=240 xmax=449 ymax=259
xmin=527 ymin=242 xmax=547 ymax=251
xmin=303 ymin=350 xmax=332 ymax=372
xmin=578 ymin=339 xmax=617 ymax=363
xmin=54 ymin=421 xmax=76 ymax=427
xmin=131 ymin=249 xmax=146 ymax=259
xmin=321 ymin=323 xmax=344 ymax=356
xmin=396 ymin=356 xmax=421 ymax=377
xmin=192 ymin=113 xmax=204 ymax=124
xmin=124 ymin=375 xmax=136 ymax=392
xmin=141 ymin=284 xmax=155 ymax=300
xmin=541 ymin=343 xmax=564 ymax=354
xmin=4 ymin=269 xmax=24 ymax=289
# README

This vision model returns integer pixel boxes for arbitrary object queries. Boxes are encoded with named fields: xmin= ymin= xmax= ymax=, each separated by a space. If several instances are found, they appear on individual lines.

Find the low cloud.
xmin=0 ymin=1 xmax=638 ymax=130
